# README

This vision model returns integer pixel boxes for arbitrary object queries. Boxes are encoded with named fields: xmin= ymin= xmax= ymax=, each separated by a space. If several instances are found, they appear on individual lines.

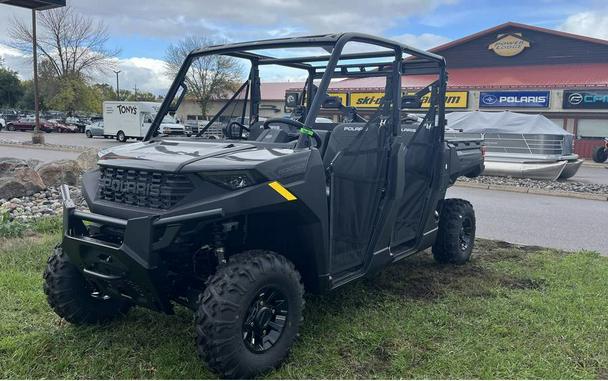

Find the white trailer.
xmin=103 ymin=101 xmax=185 ymax=142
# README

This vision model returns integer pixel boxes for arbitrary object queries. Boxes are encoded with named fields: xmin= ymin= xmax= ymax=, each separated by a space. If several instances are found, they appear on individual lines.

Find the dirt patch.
xmin=364 ymin=242 xmax=545 ymax=302
xmin=339 ymin=339 xmax=397 ymax=377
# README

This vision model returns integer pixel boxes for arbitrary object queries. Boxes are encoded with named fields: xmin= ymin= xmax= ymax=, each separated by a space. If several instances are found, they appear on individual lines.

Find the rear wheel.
xmin=117 ymin=130 xmax=127 ymax=142
xmin=85 ymin=130 xmax=92 ymax=138
xmin=592 ymin=146 xmax=607 ymax=163
xmin=433 ymin=199 xmax=476 ymax=264
xmin=43 ymin=246 xmax=131 ymax=324
xmin=195 ymin=251 xmax=304 ymax=379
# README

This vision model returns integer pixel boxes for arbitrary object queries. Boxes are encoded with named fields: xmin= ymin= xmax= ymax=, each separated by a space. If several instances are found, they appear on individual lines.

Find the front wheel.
xmin=43 ymin=246 xmax=131 ymax=324
xmin=432 ymin=199 xmax=476 ymax=264
xmin=85 ymin=130 xmax=92 ymax=138
xmin=195 ymin=251 xmax=304 ymax=379
xmin=8 ymin=124 xmax=15 ymax=131
xmin=116 ymin=130 xmax=127 ymax=142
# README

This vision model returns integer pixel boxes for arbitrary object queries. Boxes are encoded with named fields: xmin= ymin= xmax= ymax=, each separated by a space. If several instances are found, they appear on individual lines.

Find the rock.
xmin=37 ymin=160 xmax=83 ymax=187
xmin=27 ymin=159 xmax=42 ymax=170
xmin=76 ymin=148 xmax=99 ymax=171
xmin=0 ymin=158 xmax=46 ymax=199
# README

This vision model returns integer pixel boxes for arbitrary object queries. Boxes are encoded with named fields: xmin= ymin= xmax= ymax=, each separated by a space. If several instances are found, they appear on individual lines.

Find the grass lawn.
xmin=1 ymin=226 xmax=607 ymax=379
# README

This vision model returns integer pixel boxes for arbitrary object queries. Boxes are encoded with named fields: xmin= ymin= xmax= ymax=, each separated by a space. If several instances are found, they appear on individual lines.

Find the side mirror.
xmin=401 ymin=95 xmax=422 ymax=109
xmin=322 ymin=95 xmax=343 ymax=109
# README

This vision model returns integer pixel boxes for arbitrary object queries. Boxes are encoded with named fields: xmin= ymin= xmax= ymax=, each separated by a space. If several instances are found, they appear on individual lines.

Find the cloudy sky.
xmin=1 ymin=0 xmax=607 ymax=95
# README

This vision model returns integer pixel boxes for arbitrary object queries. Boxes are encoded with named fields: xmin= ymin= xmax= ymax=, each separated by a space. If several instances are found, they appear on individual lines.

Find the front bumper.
xmin=59 ymin=185 xmax=223 ymax=313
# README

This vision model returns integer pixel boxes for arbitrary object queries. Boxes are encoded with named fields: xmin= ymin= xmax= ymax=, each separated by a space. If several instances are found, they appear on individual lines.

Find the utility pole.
xmin=133 ymin=84 xmax=138 ymax=100
xmin=113 ymin=70 xmax=121 ymax=100
xmin=31 ymin=9 xmax=43 ymax=144
xmin=0 ymin=1 xmax=66 ymax=144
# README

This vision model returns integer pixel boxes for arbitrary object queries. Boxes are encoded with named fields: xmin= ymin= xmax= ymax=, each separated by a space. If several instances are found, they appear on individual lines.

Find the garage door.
xmin=577 ymin=119 xmax=608 ymax=139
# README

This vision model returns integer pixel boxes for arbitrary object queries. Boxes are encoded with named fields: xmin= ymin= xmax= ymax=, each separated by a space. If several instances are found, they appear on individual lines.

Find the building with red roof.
xmin=325 ymin=22 xmax=608 ymax=157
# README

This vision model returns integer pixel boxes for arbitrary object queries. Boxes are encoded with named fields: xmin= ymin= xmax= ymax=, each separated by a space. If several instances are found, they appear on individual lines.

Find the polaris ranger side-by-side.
xmin=44 ymin=34 xmax=484 ymax=378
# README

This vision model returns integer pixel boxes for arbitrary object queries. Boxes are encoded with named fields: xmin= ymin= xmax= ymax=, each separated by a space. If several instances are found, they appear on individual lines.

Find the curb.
xmin=454 ymin=181 xmax=608 ymax=201
xmin=581 ymin=160 xmax=608 ymax=169
xmin=0 ymin=142 xmax=88 ymax=153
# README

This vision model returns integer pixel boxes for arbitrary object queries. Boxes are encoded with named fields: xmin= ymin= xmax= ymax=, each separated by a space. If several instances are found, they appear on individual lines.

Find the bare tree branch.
xmin=7 ymin=5 xmax=120 ymax=80
xmin=164 ymin=36 xmax=243 ymax=118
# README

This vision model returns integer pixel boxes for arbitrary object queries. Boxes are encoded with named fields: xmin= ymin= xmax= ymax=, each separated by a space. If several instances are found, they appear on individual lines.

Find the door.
xmin=327 ymin=111 xmax=390 ymax=274
xmin=389 ymin=114 xmax=440 ymax=249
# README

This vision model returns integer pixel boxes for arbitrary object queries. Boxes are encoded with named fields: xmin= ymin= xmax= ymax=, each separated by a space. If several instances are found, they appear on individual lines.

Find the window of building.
xmin=577 ymin=119 xmax=608 ymax=139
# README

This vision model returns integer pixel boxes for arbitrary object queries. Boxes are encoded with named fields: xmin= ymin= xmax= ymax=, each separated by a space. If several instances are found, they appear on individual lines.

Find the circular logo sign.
xmin=482 ymin=94 xmax=498 ymax=105
xmin=286 ymin=95 xmax=296 ymax=104
xmin=568 ymin=93 xmax=583 ymax=105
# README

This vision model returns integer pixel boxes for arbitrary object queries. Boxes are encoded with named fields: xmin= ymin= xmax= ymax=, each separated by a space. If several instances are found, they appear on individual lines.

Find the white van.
xmin=102 ymin=101 xmax=186 ymax=142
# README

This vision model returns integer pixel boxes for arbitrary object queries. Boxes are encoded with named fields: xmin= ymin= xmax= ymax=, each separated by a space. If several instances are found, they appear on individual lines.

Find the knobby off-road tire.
xmin=592 ymin=146 xmax=608 ymax=163
xmin=433 ymin=198 xmax=476 ymax=264
xmin=195 ymin=251 xmax=305 ymax=379
xmin=43 ymin=246 xmax=131 ymax=325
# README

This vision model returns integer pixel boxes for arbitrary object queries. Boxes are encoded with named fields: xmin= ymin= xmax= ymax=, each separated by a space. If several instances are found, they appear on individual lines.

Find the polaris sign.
xmin=479 ymin=91 xmax=550 ymax=108
xmin=563 ymin=90 xmax=608 ymax=109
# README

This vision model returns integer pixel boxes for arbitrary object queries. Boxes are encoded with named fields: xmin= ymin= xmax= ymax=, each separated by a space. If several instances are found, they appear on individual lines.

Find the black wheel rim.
xmin=242 ymin=286 xmax=288 ymax=353
xmin=459 ymin=216 xmax=473 ymax=252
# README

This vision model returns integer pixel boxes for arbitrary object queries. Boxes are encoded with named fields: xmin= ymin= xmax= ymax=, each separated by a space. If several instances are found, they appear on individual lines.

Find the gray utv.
xmin=44 ymin=33 xmax=483 ymax=378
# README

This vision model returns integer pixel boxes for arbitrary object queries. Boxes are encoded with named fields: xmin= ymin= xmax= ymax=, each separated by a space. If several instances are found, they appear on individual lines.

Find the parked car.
xmin=85 ymin=120 xmax=105 ymax=138
xmin=6 ymin=117 xmax=54 ymax=132
xmin=48 ymin=119 xmax=79 ymax=133
xmin=0 ymin=117 xmax=5 ymax=131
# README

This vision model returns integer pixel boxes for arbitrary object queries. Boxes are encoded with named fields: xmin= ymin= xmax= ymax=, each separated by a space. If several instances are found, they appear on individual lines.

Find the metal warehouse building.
xmin=177 ymin=22 xmax=608 ymax=158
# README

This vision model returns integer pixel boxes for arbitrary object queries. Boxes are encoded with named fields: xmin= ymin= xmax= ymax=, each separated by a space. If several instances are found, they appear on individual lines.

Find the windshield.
xmin=162 ymin=115 xmax=177 ymax=124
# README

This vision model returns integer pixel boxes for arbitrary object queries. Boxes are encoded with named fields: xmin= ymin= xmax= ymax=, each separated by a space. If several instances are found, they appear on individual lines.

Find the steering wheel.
xmin=263 ymin=118 xmax=322 ymax=148
xmin=225 ymin=121 xmax=250 ymax=140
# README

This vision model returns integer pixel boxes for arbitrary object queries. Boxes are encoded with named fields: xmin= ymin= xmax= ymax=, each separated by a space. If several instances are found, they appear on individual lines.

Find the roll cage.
xmin=145 ymin=32 xmax=448 ymax=143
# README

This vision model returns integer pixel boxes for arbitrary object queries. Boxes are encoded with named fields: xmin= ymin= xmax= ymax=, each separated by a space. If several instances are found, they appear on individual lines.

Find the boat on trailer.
xmin=445 ymin=111 xmax=583 ymax=181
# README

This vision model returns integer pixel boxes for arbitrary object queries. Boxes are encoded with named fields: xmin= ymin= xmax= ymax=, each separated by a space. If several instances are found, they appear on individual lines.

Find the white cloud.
xmin=391 ymin=33 xmax=451 ymax=50
xmin=108 ymin=57 xmax=173 ymax=96
xmin=0 ymin=0 xmax=455 ymax=92
xmin=560 ymin=10 xmax=608 ymax=40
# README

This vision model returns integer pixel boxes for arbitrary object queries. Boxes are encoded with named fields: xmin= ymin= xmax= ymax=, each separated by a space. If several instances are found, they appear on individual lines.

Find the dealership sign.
xmin=488 ymin=33 xmax=530 ymax=57
xmin=350 ymin=91 xmax=468 ymax=109
xmin=479 ymin=91 xmax=550 ymax=108
xmin=563 ymin=90 xmax=608 ymax=109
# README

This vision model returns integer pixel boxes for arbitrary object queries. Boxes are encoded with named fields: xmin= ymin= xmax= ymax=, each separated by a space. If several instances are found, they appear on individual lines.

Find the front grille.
xmin=98 ymin=166 xmax=194 ymax=209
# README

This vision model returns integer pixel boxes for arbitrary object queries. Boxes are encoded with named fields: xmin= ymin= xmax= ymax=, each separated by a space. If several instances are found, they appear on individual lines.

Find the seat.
xmin=314 ymin=129 xmax=331 ymax=157
xmin=322 ymin=123 xmax=366 ymax=169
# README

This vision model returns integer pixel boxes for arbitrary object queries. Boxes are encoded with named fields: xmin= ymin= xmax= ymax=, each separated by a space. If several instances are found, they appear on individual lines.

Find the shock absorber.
xmin=212 ymin=223 xmax=227 ymax=265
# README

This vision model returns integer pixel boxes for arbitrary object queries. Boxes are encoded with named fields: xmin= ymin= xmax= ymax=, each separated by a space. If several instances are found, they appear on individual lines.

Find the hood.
xmin=98 ymin=139 xmax=259 ymax=172
xmin=161 ymin=122 xmax=184 ymax=130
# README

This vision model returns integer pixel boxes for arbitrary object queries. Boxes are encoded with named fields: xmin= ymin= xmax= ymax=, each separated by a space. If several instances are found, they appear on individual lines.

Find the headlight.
xmin=201 ymin=171 xmax=265 ymax=190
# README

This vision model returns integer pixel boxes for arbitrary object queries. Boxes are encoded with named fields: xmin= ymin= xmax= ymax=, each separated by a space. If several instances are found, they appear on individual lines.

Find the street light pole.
xmin=113 ymin=70 xmax=121 ymax=100
xmin=31 ymin=8 xmax=43 ymax=144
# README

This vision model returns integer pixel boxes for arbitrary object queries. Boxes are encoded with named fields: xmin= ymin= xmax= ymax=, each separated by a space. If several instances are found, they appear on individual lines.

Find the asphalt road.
xmin=448 ymin=186 xmax=608 ymax=255
xmin=0 ymin=130 xmax=125 ymax=149
xmin=0 ymin=146 xmax=79 ymax=163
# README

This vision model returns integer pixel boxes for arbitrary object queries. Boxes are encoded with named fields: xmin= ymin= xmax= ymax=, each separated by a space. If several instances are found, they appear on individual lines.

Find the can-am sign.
xmin=563 ymin=90 xmax=608 ymax=109
xmin=479 ymin=91 xmax=550 ymax=108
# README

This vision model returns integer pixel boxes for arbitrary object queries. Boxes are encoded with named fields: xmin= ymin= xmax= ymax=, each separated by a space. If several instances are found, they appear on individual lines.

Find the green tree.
xmin=0 ymin=65 xmax=23 ymax=108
